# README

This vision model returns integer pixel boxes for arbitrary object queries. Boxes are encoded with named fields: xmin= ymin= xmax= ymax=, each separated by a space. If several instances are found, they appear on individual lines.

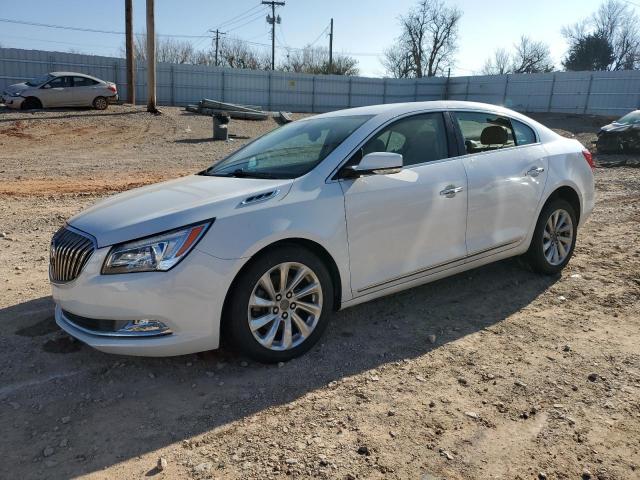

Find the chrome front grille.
xmin=49 ymin=227 xmax=95 ymax=283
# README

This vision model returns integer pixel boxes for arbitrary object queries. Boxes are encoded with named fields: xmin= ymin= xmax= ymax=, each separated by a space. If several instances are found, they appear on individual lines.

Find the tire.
xmin=225 ymin=245 xmax=334 ymax=363
xmin=525 ymin=198 xmax=578 ymax=275
xmin=22 ymin=97 xmax=42 ymax=110
xmin=93 ymin=96 xmax=108 ymax=110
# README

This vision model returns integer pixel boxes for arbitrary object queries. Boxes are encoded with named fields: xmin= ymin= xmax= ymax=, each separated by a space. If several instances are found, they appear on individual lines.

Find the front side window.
xmin=360 ymin=113 xmax=449 ymax=167
xmin=205 ymin=115 xmax=372 ymax=179
xmin=454 ymin=111 xmax=515 ymax=154
xmin=47 ymin=76 xmax=71 ymax=88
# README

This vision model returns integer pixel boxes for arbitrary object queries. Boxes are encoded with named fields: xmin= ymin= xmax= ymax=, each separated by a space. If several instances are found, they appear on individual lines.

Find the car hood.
xmin=4 ymin=82 xmax=31 ymax=95
xmin=68 ymin=174 xmax=294 ymax=247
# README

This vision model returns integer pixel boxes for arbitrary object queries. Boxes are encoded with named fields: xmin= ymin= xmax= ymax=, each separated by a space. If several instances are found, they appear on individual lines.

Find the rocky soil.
xmin=0 ymin=106 xmax=638 ymax=479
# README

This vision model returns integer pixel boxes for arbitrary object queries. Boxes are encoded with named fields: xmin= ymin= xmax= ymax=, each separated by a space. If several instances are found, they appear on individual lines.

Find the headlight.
xmin=102 ymin=221 xmax=211 ymax=274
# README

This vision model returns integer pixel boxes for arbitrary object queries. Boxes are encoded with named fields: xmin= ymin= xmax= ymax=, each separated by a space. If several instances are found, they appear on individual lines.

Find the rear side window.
xmin=73 ymin=77 xmax=99 ymax=87
xmin=512 ymin=120 xmax=537 ymax=146
xmin=361 ymin=113 xmax=449 ymax=167
xmin=454 ymin=111 xmax=515 ymax=154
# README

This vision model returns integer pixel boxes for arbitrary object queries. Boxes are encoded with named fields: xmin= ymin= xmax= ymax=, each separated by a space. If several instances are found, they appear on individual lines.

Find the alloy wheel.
xmin=247 ymin=262 xmax=323 ymax=351
xmin=543 ymin=208 xmax=574 ymax=266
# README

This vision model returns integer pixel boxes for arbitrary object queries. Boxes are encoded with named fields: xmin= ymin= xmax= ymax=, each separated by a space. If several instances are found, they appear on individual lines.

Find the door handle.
xmin=526 ymin=166 xmax=545 ymax=177
xmin=439 ymin=186 xmax=464 ymax=198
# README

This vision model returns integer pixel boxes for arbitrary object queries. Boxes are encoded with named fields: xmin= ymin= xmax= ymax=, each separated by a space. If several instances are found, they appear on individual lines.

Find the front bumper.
xmin=1 ymin=95 xmax=24 ymax=109
xmin=52 ymin=245 xmax=240 ymax=357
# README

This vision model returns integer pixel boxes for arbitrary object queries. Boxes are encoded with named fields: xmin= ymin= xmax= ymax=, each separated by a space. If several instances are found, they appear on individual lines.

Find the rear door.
xmin=340 ymin=112 xmax=469 ymax=295
xmin=71 ymin=76 xmax=100 ymax=106
xmin=452 ymin=111 xmax=548 ymax=255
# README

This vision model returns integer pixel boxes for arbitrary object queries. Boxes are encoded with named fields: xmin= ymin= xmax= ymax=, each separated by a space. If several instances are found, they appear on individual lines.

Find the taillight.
xmin=107 ymin=84 xmax=117 ymax=93
xmin=582 ymin=149 xmax=595 ymax=170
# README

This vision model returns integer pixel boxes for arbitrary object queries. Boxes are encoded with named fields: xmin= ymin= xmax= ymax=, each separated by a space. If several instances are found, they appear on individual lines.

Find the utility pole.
xmin=262 ymin=1 xmax=285 ymax=70
xmin=125 ymin=0 xmax=135 ymax=104
xmin=208 ymin=29 xmax=226 ymax=67
xmin=146 ymin=0 xmax=157 ymax=113
xmin=328 ymin=18 xmax=333 ymax=74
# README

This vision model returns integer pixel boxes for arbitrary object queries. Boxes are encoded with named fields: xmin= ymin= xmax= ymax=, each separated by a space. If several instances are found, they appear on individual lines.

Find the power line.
xmin=214 ymin=4 xmax=264 ymax=29
xmin=0 ymin=17 xmax=210 ymax=38
xmin=0 ymin=15 xmax=387 ymax=58
xmin=225 ymin=9 xmax=268 ymax=33
xmin=308 ymin=25 xmax=329 ymax=47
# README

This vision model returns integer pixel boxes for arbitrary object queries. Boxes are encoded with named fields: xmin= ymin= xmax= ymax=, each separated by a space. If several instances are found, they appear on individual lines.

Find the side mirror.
xmin=41 ymin=84 xmax=51 ymax=89
xmin=341 ymin=152 xmax=403 ymax=178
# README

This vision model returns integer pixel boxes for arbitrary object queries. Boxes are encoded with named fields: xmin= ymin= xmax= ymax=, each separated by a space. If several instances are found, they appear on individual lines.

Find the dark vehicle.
xmin=596 ymin=110 xmax=640 ymax=153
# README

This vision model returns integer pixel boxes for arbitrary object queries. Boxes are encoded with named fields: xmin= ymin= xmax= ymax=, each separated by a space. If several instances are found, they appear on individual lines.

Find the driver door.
xmin=339 ymin=112 xmax=468 ymax=295
xmin=39 ymin=76 xmax=72 ymax=107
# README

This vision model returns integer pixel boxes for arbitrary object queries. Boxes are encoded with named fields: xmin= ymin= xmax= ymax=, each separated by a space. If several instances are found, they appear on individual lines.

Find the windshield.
xmin=205 ymin=115 xmax=373 ymax=179
xmin=26 ymin=74 xmax=53 ymax=87
xmin=615 ymin=111 xmax=640 ymax=125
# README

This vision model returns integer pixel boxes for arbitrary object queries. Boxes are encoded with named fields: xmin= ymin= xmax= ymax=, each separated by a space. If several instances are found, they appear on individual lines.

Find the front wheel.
xmin=22 ymin=97 xmax=42 ymax=110
xmin=526 ymin=198 xmax=578 ymax=275
xmin=225 ymin=245 xmax=334 ymax=363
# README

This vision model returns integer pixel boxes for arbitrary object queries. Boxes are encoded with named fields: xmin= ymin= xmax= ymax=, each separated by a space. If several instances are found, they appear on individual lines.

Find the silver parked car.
xmin=1 ymin=72 xmax=118 ymax=110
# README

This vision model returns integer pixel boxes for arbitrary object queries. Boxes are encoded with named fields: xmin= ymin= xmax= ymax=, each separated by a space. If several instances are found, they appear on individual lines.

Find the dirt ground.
xmin=0 ymin=106 xmax=639 ymax=480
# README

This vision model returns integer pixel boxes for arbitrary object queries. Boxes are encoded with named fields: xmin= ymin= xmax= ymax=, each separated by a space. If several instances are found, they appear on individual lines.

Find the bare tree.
xmin=382 ymin=44 xmax=413 ymax=78
xmin=511 ymin=36 xmax=554 ymax=73
xmin=562 ymin=0 xmax=640 ymax=71
xmin=383 ymin=0 xmax=462 ymax=78
xmin=217 ymin=38 xmax=271 ymax=70
xmin=124 ymin=35 xmax=197 ymax=64
xmin=280 ymin=46 xmax=359 ymax=75
xmin=481 ymin=48 xmax=511 ymax=75
xmin=480 ymin=38 xmax=553 ymax=75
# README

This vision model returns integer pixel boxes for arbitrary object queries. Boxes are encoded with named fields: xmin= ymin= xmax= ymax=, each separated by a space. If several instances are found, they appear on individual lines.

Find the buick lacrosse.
xmin=51 ymin=101 xmax=595 ymax=362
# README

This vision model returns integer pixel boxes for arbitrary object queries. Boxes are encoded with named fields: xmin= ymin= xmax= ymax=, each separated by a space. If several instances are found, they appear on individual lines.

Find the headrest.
xmin=480 ymin=125 xmax=508 ymax=145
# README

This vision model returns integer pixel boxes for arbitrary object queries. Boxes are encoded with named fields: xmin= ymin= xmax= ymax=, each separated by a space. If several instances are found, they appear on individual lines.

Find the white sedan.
xmin=1 ymin=72 xmax=118 ymax=110
xmin=50 ymin=101 xmax=595 ymax=362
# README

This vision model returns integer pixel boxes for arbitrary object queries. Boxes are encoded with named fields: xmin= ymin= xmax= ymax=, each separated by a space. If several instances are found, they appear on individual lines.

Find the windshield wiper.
xmin=207 ymin=168 xmax=279 ymax=179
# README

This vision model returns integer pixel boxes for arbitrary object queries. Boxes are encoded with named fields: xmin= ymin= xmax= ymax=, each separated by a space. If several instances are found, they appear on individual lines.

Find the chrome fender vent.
xmin=240 ymin=189 xmax=280 ymax=206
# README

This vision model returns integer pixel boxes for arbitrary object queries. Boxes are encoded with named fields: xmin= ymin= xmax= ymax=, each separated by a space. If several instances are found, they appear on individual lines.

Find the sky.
xmin=0 ymin=0 xmax=631 ymax=77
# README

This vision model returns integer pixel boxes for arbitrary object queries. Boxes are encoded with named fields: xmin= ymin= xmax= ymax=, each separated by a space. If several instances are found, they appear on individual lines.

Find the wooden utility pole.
xmin=209 ymin=29 xmax=226 ymax=67
xmin=146 ymin=0 xmax=158 ymax=113
xmin=328 ymin=18 xmax=333 ymax=74
xmin=262 ymin=1 xmax=285 ymax=70
xmin=125 ymin=0 xmax=135 ymax=104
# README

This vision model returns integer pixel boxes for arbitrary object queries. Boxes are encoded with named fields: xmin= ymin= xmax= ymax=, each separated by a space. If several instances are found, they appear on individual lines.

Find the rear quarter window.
xmin=512 ymin=120 xmax=537 ymax=146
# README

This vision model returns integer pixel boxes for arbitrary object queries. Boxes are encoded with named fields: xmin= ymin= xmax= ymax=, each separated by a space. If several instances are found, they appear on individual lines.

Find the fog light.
xmin=120 ymin=319 xmax=171 ymax=335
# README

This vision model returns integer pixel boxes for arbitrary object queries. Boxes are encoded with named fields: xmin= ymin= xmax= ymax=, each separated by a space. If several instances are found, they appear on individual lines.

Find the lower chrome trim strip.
xmin=357 ymin=239 xmax=521 ymax=294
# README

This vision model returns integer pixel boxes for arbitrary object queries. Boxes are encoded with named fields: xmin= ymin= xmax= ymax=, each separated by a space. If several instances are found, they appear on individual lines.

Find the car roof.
xmin=49 ymin=72 xmax=103 ymax=81
xmin=308 ymin=100 xmax=558 ymax=143
xmin=312 ymin=100 xmax=527 ymax=119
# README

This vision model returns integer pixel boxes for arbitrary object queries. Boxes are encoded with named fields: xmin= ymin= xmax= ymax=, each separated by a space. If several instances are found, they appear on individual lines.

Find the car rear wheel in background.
xmin=93 ymin=96 xmax=108 ymax=110
xmin=526 ymin=198 xmax=577 ymax=275
xmin=22 ymin=97 xmax=42 ymax=110
xmin=225 ymin=245 xmax=334 ymax=363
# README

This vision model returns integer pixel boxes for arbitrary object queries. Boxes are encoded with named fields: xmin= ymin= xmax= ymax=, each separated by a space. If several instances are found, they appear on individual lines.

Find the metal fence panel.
xmin=2 ymin=48 xmax=640 ymax=116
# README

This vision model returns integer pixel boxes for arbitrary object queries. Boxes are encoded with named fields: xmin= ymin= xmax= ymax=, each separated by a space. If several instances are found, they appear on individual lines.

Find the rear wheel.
xmin=93 ymin=96 xmax=108 ymax=110
xmin=526 ymin=198 xmax=577 ymax=275
xmin=225 ymin=245 xmax=333 ymax=363
xmin=22 ymin=97 xmax=42 ymax=110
